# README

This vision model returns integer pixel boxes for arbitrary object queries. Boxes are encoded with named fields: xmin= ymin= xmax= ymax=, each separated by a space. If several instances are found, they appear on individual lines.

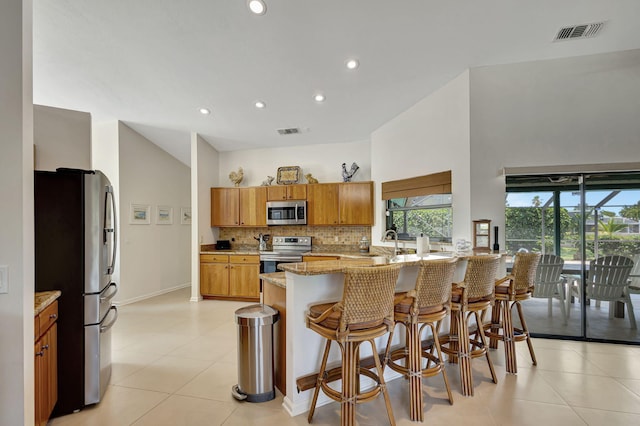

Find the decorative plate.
xmin=276 ymin=166 xmax=301 ymax=185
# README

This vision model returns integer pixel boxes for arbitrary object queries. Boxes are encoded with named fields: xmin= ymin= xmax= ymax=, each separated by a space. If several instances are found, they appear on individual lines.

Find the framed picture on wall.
xmin=130 ymin=203 xmax=151 ymax=224
xmin=156 ymin=205 xmax=173 ymax=225
xmin=180 ymin=207 xmax=192 ymax=225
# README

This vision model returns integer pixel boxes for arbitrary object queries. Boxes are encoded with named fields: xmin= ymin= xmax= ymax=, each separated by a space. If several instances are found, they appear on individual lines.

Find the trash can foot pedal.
xmin=232 ymin=384 xmax=248 ymax=401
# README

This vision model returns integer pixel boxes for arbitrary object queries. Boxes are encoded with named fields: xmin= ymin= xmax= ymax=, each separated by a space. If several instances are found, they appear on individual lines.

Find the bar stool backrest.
xmin=463 ymin=255 xmax=501 ymax=299
xmin=415 ymin=258 xmax=458 ymax=308
xmin=511 ymin=252 xmax=541 ymax=292
xmin=340 ymin=264 xmax=401 ymax=331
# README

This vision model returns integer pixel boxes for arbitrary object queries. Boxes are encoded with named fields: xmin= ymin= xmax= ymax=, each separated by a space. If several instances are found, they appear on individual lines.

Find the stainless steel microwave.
xmin=266 ymin=201 xmax=307 ymax=225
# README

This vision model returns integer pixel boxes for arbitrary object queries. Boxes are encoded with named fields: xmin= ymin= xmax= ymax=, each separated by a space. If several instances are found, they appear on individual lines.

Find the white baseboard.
xmin=113 ymin=282 xmax=191 ymax=306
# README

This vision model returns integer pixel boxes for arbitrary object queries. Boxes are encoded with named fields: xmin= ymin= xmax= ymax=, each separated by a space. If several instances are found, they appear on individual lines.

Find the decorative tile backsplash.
xmin=219 ymin=226 xmax=372 ymax=251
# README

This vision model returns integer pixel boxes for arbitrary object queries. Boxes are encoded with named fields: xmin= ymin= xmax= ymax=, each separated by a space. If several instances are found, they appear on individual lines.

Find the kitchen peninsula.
xmin=274 ymin=254 xmax=493 ymax=417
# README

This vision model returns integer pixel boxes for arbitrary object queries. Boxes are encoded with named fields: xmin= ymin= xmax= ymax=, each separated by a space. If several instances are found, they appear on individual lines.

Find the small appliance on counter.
xmin=254 ymin=233 xmax=270 ymax=251
xmin=216 ymin=240 xmax=231 ymax=250
xmin=358 ymin=236 xmax=370 ymax=253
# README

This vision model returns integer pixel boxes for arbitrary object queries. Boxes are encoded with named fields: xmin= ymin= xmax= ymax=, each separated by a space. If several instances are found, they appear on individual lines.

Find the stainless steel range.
xmin=259 ymin=236 xmax=311 ymax=273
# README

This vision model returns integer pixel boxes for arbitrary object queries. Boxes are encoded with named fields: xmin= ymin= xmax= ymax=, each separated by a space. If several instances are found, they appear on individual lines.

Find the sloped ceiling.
xmin=33 ymin=1 xmax=640 ymax=165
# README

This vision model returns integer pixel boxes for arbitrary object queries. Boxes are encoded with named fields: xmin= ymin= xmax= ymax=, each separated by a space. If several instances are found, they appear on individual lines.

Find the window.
xmin=386 ymin=194 xmax=452 ymax=242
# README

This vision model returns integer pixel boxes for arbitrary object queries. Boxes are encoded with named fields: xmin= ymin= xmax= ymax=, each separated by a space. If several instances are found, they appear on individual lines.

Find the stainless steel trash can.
xmin=232 ymin=304 xmax=279 ymax=402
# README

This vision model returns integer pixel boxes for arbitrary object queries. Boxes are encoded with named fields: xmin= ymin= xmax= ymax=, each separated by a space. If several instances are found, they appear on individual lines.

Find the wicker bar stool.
xmin=486 ymin=252 xmax=541 ymax=374
xmin=383 ymin=258 xmax=457 ymax=421
xmin=440 ymin=255 xmax=500 ymax=397
xmin=306 ymin=264 xmax=402 ymax=426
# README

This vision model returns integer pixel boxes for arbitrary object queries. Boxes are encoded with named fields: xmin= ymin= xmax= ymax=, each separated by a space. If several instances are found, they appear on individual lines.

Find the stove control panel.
xmin=271 ymin=236 xmax=312 ymax=248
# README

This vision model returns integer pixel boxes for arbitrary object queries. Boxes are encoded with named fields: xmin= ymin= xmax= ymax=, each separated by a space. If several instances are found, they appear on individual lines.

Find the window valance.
xmin=381 ymin=170 xmax=451 ymax=200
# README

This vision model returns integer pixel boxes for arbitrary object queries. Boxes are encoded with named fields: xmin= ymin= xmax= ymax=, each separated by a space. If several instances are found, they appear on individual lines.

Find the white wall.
xmin=370 ymin=70 xmax=471 ymax=247
xmin=116 ymin=123 xmax=191 ymax=304
xmin=218 ymin=139 xmax=371 ymax=187
xmin=92 ymin=120 xmax=121 ymax=294
xmin=0 ymin=0 xmax=33 ymax=424
xmin=197 ymin=136 xmax=220 ymax=245
xmin=469 ymin=49 xmax=640 ymax=247
xmin=34 ymin=104 xmax=91 ymax=171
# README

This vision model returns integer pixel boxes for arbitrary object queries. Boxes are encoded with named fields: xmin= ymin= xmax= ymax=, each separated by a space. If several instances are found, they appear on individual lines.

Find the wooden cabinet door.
xmin=267 ymin=186 xmax=287 ymax=201
xmin=44 ymin=323 xmax=57 ymax=422
xmin=239 ymin=187 xmax=267 ymax=226
xmin=339 ymin=182 xmax=374 ymax=225
xmin=287 ymin=184 xmax=307 ymax=200
xmin=307 ymin=183 xmax=339 ymax=225
xmin=267 ymin=184 xmax=307 ymax=200
xmin=229 ymin=263 xmax=260 ymax=298
xmin=200 ymin=262 xmax=230 ymax=296
xmin=35 ymin=340 xmax=44 ymax=426
xmin=211 ymin=188 xmax=239 ymax=226
xmin=35 ymin=325 xmax=56 ymax=426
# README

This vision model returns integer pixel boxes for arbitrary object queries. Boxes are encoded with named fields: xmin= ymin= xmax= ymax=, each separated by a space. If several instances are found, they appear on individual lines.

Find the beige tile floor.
xmin=49 ymin=288 xmax=640 ymax=425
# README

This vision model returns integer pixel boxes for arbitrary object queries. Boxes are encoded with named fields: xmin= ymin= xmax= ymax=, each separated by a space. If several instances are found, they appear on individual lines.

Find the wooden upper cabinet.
xmin=339 ymin=182 xmax=374 ymax=225
xmin=307 ymin=183 xmax=339 ymax=225
xmin=239 ymin=186 xmax=267 ymax=226
xmin=211 ymin=188 xmax=239 ymax=226
xmin=267 ymin=184 xmax=307 ymax=201
xmin=212 ymin=181 xmax=372 ymax=227
xmin=211 ymin=187 xmax=266 ymax=226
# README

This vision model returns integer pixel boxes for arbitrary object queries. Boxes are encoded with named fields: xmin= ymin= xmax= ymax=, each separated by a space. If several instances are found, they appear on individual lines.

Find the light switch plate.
xmin=0 ymin=265 xmax=8 ymax=294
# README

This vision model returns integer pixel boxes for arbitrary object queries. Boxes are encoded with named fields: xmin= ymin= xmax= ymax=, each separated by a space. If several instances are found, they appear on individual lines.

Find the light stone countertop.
xmin=35 ymin=290 xmax=61 ymax=316
xmin=259 ymin=272 xmax=286 ymax=289
xmin=278 ymin=253 xmax=460 ymax=275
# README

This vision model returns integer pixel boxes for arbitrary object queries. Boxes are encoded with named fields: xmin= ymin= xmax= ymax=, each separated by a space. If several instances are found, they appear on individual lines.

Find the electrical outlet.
xmin=334 ymin=236 xmax=339 ymax=242
xmin=0 ymin=265 xmax=8 ymax=294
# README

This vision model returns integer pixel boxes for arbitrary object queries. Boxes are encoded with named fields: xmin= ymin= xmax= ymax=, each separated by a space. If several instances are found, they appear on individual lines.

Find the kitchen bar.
xmin=276 ymin=254 xmax=506 ymax=417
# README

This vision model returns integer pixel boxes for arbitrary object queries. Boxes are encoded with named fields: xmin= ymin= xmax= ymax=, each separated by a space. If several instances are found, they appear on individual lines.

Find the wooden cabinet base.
xmin=202 ymin=295 xmax=259 ymax=302
xmin=263 ymin=281 xmax=286 ymax=395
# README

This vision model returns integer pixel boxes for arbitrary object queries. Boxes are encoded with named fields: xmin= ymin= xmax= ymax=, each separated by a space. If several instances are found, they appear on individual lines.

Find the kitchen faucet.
xmin=381 ymin=229 xmax=400 ymax=256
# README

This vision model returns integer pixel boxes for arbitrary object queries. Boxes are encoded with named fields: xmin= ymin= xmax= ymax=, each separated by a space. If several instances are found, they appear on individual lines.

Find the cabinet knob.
xmin=49 ymin=313 xmax=57 ymax=319
xmin=35 ymin=351 xmax=44 ymax=357
xmin=42 ymin=344 xmax=49 ymax=350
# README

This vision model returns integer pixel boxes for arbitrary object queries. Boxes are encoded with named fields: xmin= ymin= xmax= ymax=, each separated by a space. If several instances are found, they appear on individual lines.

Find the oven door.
xmin=260 ymin=255 xmax=303 ymax=273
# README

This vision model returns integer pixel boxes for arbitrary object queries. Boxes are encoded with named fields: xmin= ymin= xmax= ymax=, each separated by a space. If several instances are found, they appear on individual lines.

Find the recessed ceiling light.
xmin=314 ymin=93 xmax=326 ymax=103
xmin=345 ymin=59 xmax=360 ymax=70
xmin=199 ymin=108 xmax=211 ymax=115
xmin=255 ymin=101 xmax=266 ymax=109
xmin=248 ymin=0 xmax=266 ymax=15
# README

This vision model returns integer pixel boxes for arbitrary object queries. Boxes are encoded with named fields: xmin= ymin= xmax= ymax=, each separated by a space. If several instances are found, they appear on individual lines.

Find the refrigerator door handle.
xmin=105 ymin=186 xmax=117 ymax=275
xmin=100 ymin=306 xmax=118 ymax=333
xmin=100 ymin=282 xmax=118 ymax=303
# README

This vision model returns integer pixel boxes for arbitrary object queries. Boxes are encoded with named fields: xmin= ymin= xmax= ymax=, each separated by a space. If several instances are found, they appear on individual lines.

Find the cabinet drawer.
xmin=38 ymin=301 xmax=58 ymax=338
xmin=200 ymin=254 xmax=229 ymax=263
xmin=229 ymin=255 xmax=259 ymax=264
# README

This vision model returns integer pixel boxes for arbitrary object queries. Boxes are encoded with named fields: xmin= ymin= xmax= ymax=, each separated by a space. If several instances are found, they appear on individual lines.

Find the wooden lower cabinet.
xmin=200 ymin=254 xmax=260 ymax=300
xmin=263 ymin=280 xmax=286 ymax=395
xmin=302 ymin=255 xmax=340 ymax=262
xmin=35 ymin=302 xmax=58 ymax=426
xmin=200 ymin=254 xmax=230 ymax=296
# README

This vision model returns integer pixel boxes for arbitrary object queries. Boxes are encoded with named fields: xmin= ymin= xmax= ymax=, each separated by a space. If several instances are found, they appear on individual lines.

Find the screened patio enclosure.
xmin=505 ymin=171 xmax=640 ymax=344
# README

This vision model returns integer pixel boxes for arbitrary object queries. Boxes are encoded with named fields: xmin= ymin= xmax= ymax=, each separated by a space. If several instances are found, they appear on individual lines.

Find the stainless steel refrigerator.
xmin=34 ymin=168 xmax=118 ymax=416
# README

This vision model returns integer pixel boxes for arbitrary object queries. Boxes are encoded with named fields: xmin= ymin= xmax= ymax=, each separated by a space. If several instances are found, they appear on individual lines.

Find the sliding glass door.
xmin=506 ymin=172 xmax=640 ymax=344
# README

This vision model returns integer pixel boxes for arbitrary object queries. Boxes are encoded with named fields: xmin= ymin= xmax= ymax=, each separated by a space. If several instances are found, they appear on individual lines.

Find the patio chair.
xmin=575 ymin=255 xmax=636 ymax=329
xmin=532 ymin=254 xmax=567 ymax=324
xmin=628 ymin=253 xmax=640 ymax=296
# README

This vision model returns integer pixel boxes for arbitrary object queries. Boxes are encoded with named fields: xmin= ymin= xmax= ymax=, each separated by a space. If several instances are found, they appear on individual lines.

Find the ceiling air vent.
xmin=277 ymin=127 xmax=301 ymax=135
xmin=554 ymin=22 xmax=604 ymax=41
